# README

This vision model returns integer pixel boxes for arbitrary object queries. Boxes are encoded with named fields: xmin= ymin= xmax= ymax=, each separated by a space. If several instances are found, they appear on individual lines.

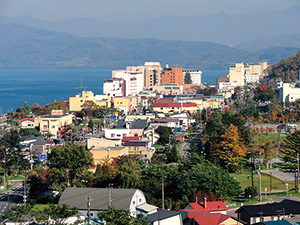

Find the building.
xmin=218 ymin=82 xmax=238 ymax=90
xmin=103 ymin=78 xmax=125 ymax=96
xmin=90 ymin=146 xmax=129 ymax=164
xmin=122 ymin=140 xmax=154 ymax=162
xmin=184 ymin=200 xmax=228 ymax=214
xmin=20 ymin=118 xmax=35 ymax=129
xmin=69 ymin=91 xmax=110 ymax=112
xmin=152 ymin=102 xmax=198 ymax=114
xmin=87 ymin=138 xmax=122 ymax=149
xmin=144 ymin=62 xmax=161 ymax=87
xmin=161 ymin=66 xmax=183 ymax=85
xmin=152 ymin=83 xmax=183 ymax=95
xmin=278 ymin=83 xmax=300 ymax=102
xmin=113 ymin=96 xmax=138 ymax=114
xmin=145 ymin=210 xmax=183 ymax=225
xmin=183 ymin=69 xmax=202 ymax=85
xmin=34 ymin=111 xmax=73 ymax=135
xmin=59 ymin=188 xmax=157 ymax=219
xmin=105 ymin=119 xmax=148 ymax=139
xmin=235 ymin=200 xmax=300 ymax=224
xmin=216 ymin=75 xmax=229 ymax=86
xmin=228 ymin=61 xmax=268 ymax=87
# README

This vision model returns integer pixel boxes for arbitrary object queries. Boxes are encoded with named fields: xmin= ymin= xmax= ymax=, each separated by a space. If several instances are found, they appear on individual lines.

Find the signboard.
xmin=128 ymin=152 xmax=141 ymax=155
xmin=109 ymin=115 xmax=115 ymax=120
xmin=51 ymin=110 xmax=64 ymax=115
xmin=38 ymin=154 xmax=47 ymax=162
xmin=82 ymin=127 xmax=88 ymax=131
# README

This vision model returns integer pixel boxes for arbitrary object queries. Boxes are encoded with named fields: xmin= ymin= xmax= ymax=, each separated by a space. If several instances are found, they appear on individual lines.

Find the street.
xmin=0 ymin=181 xmax=24 ymax=216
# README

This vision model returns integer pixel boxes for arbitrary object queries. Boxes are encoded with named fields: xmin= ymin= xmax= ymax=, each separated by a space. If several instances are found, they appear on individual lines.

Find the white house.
xmin=59 ymin=188 xmax=157 ymax=219
xmin=278 ymin=82 xmax=300 ymax=102
xmin=183 ymin=69 xmax=202 ymax=85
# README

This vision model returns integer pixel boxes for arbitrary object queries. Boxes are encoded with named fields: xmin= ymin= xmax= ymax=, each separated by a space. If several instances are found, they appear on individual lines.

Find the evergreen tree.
xmin=23 ymin=102 xmax=31 ymax=115
xmin=167 ymin=145 xmax=179 ymax=163
xmin=184 ymin=72 xmax=193 ymax=84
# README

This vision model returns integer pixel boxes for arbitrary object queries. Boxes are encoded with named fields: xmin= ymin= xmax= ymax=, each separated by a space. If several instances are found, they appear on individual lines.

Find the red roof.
xmin=153 ymin=118 xmax=180 ymax=123
xmin=153 ymin=102 xmax=197 ymax=108
xmin=122 ymin=136 xmax=142 ymax=142
xmin=187 ymin=201 xmax=227 ymax=212
xmin=21 ymin=118 xmax=35 ymax=122
xmin=194 ymin=214 xmax=231 ymax=225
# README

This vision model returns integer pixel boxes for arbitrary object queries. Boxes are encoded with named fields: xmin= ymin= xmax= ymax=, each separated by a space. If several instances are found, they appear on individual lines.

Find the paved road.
xmin=0 ymin=181 xmax=24 ymax=216
xmin=178 ymin=132 xmax=202 ymax=158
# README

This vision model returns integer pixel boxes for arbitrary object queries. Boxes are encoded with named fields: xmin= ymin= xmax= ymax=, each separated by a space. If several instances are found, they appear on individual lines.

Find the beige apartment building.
xmin=228 ymin=61 xmax=268 ymax=86
xmin=35 ymin=111 xmax=73 ymax=135
xmin=144 ymin=62 xmax=161 ymax=87
xmin=90 ymin=146 xmax=129 ymax=164
xmin=152 ymin=83 xmax=183 ymax=95
xmin=69 ymin=91 xmax=110 ymax=112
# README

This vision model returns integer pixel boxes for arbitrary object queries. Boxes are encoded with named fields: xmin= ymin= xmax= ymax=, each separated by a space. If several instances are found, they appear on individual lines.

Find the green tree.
xmin=47 ymin=144 xmax=94 ymax=185
xmin=88 ymin=119 xmax=94 ymax=132
xmin=97 ymin=207 xmax=148 ymax=225
xmin=244 ymin=186 xmax=258 ymax=198
xmin=23 ymin=102 xmax=31 ymax=115
xmin=155 ymin=126 xmax=172 ymax=145
xmin=167 ymin=145 xmax=179 ymax=163
xmin=184 ymin=72 xmax=192 ymax=84
xmin=3 ymin=204 xmax=80 ymax=225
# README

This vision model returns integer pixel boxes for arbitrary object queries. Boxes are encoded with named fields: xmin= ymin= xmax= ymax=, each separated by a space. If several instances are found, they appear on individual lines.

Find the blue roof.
xmin=263 ymin=220 xmax=292 ymax=225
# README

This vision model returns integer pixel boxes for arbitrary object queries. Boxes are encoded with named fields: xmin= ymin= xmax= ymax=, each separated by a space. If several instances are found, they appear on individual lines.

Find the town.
xmin=1 ymin=51 xmax=300 ymax=225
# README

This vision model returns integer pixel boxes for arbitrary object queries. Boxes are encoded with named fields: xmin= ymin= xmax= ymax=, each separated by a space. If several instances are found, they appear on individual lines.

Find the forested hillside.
xmin=0 ymin=24 xmax=299 ymax=70
xmin=267 ymin=50 xmax=300 ymax=82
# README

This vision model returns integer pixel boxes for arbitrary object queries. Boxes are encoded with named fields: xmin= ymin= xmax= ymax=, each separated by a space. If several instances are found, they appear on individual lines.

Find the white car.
xmin=287 ymin=123 xmax=297 ymax=129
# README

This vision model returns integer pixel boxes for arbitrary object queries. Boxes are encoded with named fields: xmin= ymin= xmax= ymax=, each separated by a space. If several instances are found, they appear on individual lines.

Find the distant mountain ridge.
xmin=0 ymin=6 xmax=300 ymax=47
xmin=0 ymin=24 xmax=299 ymax=70
xmin=236 ymin=33 xmax=300 ymax=51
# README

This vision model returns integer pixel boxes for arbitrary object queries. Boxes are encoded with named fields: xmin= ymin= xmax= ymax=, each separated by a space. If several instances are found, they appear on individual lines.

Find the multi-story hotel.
xmin=183 ymin=69 xmax=202 ymax=85
xmin=161 ymin=66 xmax=183 ymax=85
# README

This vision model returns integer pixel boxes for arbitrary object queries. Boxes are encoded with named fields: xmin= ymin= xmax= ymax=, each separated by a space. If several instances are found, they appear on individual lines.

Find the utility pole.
xmin=162 ymin=176 xmax=166 ymax=210
xmin=277 ymin=131 xmax=281 ymax=163
xmin=108 ymin=183 xmax=113 ymax=207
xmin=297 ymin=152 xmax=299 ymax=193
xmin=86 ymin=195 xmax=93 ymax=225
xmin=23 ymin=171 xmax=27 ymax=204
xmin=258 ymin=164 xmax=262 ymax=201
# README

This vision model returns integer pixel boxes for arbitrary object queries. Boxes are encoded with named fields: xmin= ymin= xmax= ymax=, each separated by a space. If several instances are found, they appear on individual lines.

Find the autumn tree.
xmin=94 ymin=158 xmax=117 ymax=187
xmin=253 ymin=83 xmax=275 ymax=102
xmin=261 ymin=139 xmax=274 ymax=169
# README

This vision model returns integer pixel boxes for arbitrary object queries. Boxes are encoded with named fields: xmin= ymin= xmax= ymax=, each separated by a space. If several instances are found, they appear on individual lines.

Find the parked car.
xmin=277 ymin=124 xmax=286 ymax=129
xmin=287 ymin=123 xmax=297 ymax=129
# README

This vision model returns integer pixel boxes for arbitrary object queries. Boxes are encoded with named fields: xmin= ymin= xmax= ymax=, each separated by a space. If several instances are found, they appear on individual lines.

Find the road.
xmin=178 ymin=132 xmax=202 ymax=158
xmin=0 ymin=181 xmax=25 ymax=216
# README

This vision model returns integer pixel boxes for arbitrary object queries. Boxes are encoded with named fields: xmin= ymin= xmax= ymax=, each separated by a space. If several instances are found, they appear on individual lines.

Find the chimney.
xmin=204 ymin=196 xmax=207 ymax=209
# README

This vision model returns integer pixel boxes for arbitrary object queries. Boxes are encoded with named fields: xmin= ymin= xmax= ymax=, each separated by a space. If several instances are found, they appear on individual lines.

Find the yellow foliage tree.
xmin=219 ymin=124 xmax=248 ymax=168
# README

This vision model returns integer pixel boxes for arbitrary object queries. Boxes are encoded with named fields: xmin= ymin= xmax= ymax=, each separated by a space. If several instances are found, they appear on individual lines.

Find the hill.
xmin=0 ymin=24 xmax=299 ymax=70
xmin=267 ymin=50 xmax=300 ymax=82
xmin=0 ymin=5 xmax=300 ymax=47
xmin=235 ymin=33 xmax=300 ymax=51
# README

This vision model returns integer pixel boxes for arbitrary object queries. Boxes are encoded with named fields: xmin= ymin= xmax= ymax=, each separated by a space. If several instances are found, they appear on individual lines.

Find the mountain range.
xmin=0 ymin=24 xmax=299 ymax=70
xmin=1 ymin=6 xmax=300 ymax=48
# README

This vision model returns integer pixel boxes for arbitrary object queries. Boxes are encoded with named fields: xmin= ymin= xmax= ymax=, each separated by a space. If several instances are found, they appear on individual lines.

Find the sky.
xmin=0 ymin=0 xmax=300 ymax=22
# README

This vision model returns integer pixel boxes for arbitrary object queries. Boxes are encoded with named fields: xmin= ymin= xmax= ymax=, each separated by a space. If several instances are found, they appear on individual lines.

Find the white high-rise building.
xmin=183 ymin=69 xmax=202 ymax=85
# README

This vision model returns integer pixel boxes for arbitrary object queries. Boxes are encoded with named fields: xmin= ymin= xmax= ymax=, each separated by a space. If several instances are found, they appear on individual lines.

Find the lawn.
xmin=230 ymin=170 xmax=293 ymax=192
xmin=31 ymin=204 xmax=54 ymax=211
xmin=252 ymin=132 xmax=287 ymax=145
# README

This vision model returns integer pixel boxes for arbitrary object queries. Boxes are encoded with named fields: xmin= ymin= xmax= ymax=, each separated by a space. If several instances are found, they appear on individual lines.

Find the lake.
xmin=0 ymin=69 xmax=227 ymax=113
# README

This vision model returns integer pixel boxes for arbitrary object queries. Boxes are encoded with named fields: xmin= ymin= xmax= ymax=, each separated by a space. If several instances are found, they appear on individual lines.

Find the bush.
xmin=244 ymin=186 xmax=257 ymax=198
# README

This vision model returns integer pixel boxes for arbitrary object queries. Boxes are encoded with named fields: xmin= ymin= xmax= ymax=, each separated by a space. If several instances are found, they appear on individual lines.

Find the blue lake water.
xmin=0 ymin=69 xmax=227 ymax=113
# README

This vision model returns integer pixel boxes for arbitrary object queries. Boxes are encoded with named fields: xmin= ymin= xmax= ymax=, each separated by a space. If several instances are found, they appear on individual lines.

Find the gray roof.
xmin=136 ymin=203 xmax=157 ymax=213
xmin=145 ymin=210 xmax=181 ymax=222
xmin=59 ymin=188 xmax=140 ymax=211
xmin=115 ymin=119 xmax=148 ymax=129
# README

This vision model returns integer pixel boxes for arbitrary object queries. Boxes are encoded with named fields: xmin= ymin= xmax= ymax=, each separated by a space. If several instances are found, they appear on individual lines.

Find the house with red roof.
xmin=185 ymin=199 xmax=228 ymax=214
xmin=20 ymin=117 xmax=35 ymax=129
xmin=181 ymin=198 xmax=244 ymax=225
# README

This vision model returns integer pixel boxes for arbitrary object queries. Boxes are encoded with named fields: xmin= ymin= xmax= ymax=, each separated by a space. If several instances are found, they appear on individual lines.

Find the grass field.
xmin=230 ymin=170 xmax=293 ymax=191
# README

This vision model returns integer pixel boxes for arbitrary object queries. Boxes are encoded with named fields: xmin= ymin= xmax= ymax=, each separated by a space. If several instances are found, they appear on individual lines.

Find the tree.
xmin=94 ymin=158 xmax=117 ymax=187
xmin=184 ymin=72 xmax=192 ymax=84
xmin=23 ymin=102 xmax=31 ymax=115
xmin=244 ymin=186 xmax=257 ymax=198
xmin=3 ymin=203 xmax=81 ymax=224
xmin=97 ymin=207 xmax=148 ymax=225
xmin=88 ymin=119 xmax=94 ymax=132
xmin=253 ymin=83 xmax=275 ymax=102
xmin=281 ymin=130 xmax=300 ymax=163
xmin=47 ymin=144 xmax=94 ymax=185
xmin=155 ymin=126 xmax=172 ymax=145
xmin=261 ymin=139 xmax=274 ymax=169
xmin=167 ymin=145 xmax=179 ymax=163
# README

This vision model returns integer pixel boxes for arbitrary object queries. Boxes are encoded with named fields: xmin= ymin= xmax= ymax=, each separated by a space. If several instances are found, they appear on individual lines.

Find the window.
xmin=139 ymin=199 xmax=142 ymax=202
xmin=133 ymin=201 xmax=135 ymax=205
xmin=107 ymin=155 xmax=110 ymax=159
xmin=111 ymin=134 xmax=115 ymax=137
xmin=87 ymin=212 xmax=94 ymax=217
xmin=52 ymin=125 xmax=55 ymax=128
xmin=134 ymin=133 xmax=138 ymax=136
xmin=120 ymin=102 xmax=123 ymax=104
xmin=161 ymin=108 xmax=163 ymax=110
xmin=117 ymin=134 xmax=121 ymax=137
xmin=134 ymin=147 xmax=138 ymax=150
xmin=80 ymin=100 xmax=83 ymax=102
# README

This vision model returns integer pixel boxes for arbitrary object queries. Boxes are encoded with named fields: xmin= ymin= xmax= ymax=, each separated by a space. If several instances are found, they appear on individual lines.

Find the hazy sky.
xmin=0 ymin=0 xmax=299 ymax=22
